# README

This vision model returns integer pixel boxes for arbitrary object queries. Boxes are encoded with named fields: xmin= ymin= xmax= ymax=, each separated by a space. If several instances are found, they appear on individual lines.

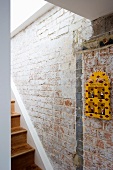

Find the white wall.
xmin=0 ymin=0 xmax=10 ymax=169
xmin=11 ymin=0 xmax=47 ymax=32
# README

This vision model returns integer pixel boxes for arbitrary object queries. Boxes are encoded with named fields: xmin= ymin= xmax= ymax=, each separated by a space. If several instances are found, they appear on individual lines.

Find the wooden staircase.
xmin=11 ymin=100 xmax=41 ymax=170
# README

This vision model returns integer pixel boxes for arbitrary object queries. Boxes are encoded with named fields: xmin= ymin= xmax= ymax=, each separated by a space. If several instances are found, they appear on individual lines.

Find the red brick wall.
xmin=83 ymin=45 xmax=113 ymax=170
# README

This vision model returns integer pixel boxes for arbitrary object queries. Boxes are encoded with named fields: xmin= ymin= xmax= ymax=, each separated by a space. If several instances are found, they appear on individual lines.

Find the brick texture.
xmin=11 ymin=6 xmax=92 ymax=170
xmin=92 ymin=13 xmax=113 ymax=36
xmin=83 ymin=45 xmax=113 ymax=170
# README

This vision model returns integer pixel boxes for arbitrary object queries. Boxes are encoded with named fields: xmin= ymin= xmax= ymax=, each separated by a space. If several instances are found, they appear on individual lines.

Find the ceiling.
xmin=45 ymin=0 xmax=113 ymax=20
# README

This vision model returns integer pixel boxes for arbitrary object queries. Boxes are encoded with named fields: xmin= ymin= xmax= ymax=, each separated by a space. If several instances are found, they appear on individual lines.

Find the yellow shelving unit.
xmin=85 ymin=71 xmax=111 ymax=120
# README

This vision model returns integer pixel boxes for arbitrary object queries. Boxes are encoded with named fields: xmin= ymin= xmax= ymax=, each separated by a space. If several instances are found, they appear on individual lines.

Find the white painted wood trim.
xmin=11 ymin=3 xmax=54 ymax=38
xmin=11 ymin=77 xmax=53 ymax=170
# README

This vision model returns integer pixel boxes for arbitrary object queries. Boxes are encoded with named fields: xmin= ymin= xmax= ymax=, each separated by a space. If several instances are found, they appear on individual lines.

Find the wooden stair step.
xmin=11 ymin=127 xmax=26 ymax=134
xmin=11 ymin=127 xmax=27 ymax=147
xmin=11 ymin=113 xmax=20 ymax=128
xmin=11 ymin=144 xmax=35 ymax=170
xmin=25 ymin=164 xmax=42 ymax=170
xmin=11 ymin=144 xmax=35 ymax=158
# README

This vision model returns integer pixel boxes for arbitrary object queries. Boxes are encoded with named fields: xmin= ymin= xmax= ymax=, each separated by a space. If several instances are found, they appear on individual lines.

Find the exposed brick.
xmin=64 ymin=99 xmax=72 ymax=106
xmin=96 ymin=139 xmax=105 ymax=149
xmin=98 ymin=130 xmax=112 ymax=141
xmin=90 ymin=119 xmax=103 ymax=129
xmin=84 ymin=159 xmax=92 ymax=167
xmin=109 ymin=46 xmax=113 ymax=54
xmin=11 ymin=5 xmax=113 ymax=170
xmin=83 ymin=43 xmax=113 ymax=170
xmin=84 ymin=127 xmax=97 ymax=137
xmin=92 ymin=17 xmax=105 ymax=36
xmin=11 ymin=6 xmax=91 ymax=168
xmin=84 ymin=134 xmax=94 ymax=145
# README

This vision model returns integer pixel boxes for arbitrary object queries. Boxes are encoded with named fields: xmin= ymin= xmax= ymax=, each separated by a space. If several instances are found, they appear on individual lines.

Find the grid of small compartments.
xmin=85 ymin=71 xmax=111 ymax=120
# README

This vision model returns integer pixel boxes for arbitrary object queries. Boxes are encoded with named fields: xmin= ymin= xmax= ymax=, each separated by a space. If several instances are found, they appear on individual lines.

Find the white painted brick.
xmin=73 ymin=14 xmax=83 ymax=23
xmin=37 ymin=26 xmax=46 ymax=35
xmin=45 ymin=16 xmax=52 ymax=25
xmin=57 ymin=26 xmax=69 ymax=36
xmin=69 ymin=21 xmax=83 ymax=32
xmin=48 ymin=25 xmax=59 ymax=35
xmin=57 ymin=12 xmax=71 ymax=23
xmin=37 ymin=21 xmax=45 ymax=30
xmin=46 ymin=20 xmax=57 ymax=29
xmin=49 ymin=32 xmax=57 ymax=40
xmin=81 ymin=25 xmax=93 ymax=40
xmin=59 ymin=16 xmax=73 ymax=29
xmin=11 ymin=5 xmax=93 ymax=170
xmin=39 ymin=30 xmax=48 ymax=39
xmin=52 ymin=9 xmax=64 ymax=20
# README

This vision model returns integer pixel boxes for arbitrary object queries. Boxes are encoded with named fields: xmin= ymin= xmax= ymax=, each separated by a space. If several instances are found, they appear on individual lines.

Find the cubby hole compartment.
xmin=98 ymin=102 xmax=105 ymax=115
xmin=88 ymin=102 xmax=95 ymax=113
xmin=97 ymin=87 xmax=105 ymax=99
xmin=88 ymin=87 xmax=94 ymax=98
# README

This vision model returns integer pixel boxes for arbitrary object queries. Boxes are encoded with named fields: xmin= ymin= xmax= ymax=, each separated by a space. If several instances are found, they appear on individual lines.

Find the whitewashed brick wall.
xmin=11 ymin=6 xmax=92 ymax=170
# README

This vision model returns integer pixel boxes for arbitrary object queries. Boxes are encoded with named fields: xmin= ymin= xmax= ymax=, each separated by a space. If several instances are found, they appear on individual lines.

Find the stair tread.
xmin=11 ymin=112 xmax=20 ymax=117
xmin=25 ymin=164 xmax=42 ymax=170
xmin=11 ymin=144 xmax=35 ymax=158
xmin=11 ymin=127 xmax=27 ymax=135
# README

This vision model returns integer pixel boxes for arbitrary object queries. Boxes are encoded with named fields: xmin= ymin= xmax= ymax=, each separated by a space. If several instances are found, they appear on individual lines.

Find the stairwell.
xmin=11 ymin=100 xmax=41 ymax=170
